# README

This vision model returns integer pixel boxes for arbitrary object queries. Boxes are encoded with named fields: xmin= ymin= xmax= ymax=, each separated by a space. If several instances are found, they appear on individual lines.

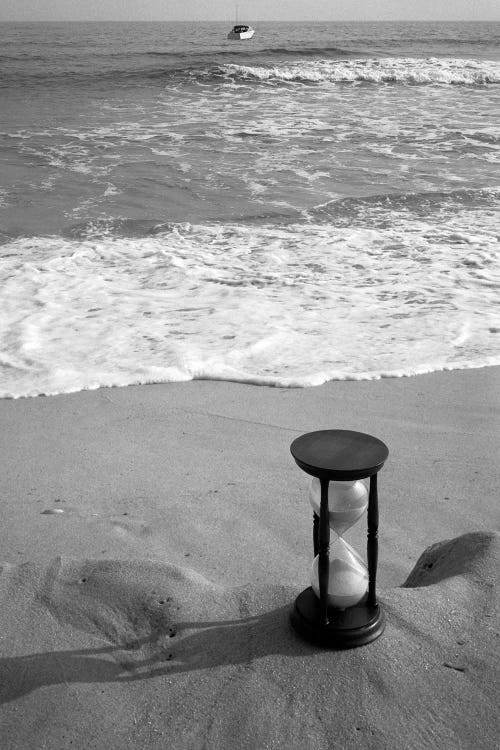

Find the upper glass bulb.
xmin=309 ymin=478 xmax=368 ymax=536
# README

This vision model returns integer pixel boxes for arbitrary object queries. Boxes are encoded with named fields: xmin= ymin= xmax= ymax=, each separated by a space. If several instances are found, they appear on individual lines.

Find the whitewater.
xmin=1 ymin=21 xmax=499 ymax=398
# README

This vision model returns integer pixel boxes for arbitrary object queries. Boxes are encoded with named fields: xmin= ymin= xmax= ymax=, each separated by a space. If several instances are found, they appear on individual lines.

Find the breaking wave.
xmin=217 ymin=57 xmax=500 ymax=86
xmin=4 ymin=55 xmax=500 ymax=90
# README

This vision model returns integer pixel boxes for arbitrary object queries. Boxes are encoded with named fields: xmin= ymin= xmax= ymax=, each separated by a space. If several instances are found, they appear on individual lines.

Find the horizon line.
xmin=1 ymin=18 xmax=499 ymax=24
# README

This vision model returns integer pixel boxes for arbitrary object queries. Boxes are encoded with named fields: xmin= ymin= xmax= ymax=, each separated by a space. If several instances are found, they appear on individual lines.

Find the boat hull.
xmin=227 ymin=29 xmax=255 ymax=40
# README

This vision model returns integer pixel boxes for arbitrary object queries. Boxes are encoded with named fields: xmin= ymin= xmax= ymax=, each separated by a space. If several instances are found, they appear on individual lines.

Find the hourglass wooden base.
xmin=291 ymin=588 xmax=385 ymax=648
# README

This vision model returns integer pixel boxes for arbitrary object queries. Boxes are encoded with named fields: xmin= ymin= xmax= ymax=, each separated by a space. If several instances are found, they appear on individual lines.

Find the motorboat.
xmin=227 ymin=24 xmax=255 ymax=40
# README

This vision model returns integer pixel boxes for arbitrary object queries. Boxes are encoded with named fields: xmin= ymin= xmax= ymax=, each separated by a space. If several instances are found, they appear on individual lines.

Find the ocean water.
xmin=1 ymin=21 xmax=499 ymax=398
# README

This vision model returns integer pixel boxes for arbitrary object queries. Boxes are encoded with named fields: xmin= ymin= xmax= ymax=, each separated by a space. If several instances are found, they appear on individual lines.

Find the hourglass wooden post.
xmin=318 ymin=476 xmax=331 ymax=626
xmin=367 ymin=472 xmax=379 ymax=608
xmin=290 ymin=430 xmax=389 ymax=648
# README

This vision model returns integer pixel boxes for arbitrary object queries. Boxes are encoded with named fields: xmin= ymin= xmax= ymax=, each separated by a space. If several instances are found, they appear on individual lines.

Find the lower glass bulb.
xmin=311 ymin=538 xmax=368 ymax=609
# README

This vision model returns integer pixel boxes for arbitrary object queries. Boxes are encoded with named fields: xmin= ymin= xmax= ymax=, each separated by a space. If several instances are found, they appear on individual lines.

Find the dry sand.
xmin=0 ymin=367 xmax=499 ymax=749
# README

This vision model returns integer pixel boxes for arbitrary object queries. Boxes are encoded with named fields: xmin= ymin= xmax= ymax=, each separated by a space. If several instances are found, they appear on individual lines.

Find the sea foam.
xmin=1 ymin=202 xmax=499 ymax=398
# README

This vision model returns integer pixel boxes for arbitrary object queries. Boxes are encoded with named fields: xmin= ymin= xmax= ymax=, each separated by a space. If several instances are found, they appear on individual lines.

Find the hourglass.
xmin=290 ymin=430 xmax=389 ymax=648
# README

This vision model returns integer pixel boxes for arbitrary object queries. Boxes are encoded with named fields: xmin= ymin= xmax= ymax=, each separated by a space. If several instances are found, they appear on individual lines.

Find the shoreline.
xmin=3 ymin=357 xmax=500 ymax=402
xmin=1 ymin=366 xmax=499 ymax=748
xmin=1 ymin=365 xmax=498 ymax=579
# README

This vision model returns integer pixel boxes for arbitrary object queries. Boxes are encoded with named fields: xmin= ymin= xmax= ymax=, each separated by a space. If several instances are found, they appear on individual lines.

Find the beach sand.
xmin=0 ymin=367 xmax=499 ymax=749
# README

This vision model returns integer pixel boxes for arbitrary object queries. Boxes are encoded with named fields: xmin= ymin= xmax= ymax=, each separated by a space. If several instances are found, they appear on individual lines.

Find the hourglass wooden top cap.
xmin=290 ymin=430 xmax=389 ymax=480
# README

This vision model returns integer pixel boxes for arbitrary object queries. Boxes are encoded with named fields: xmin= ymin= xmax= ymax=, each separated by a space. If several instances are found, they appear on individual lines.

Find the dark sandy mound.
xmin=404 ymin=531 xmax=499 ymax=588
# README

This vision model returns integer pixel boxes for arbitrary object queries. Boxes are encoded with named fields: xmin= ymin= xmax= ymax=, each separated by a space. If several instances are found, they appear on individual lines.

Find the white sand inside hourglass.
xmin=311 ymin=539 xmax=369 ymax=609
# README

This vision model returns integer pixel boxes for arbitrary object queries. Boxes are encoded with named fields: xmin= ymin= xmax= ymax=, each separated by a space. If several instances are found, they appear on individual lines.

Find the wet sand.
xmin=1 ymin=367 xmax=499 ymax=749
